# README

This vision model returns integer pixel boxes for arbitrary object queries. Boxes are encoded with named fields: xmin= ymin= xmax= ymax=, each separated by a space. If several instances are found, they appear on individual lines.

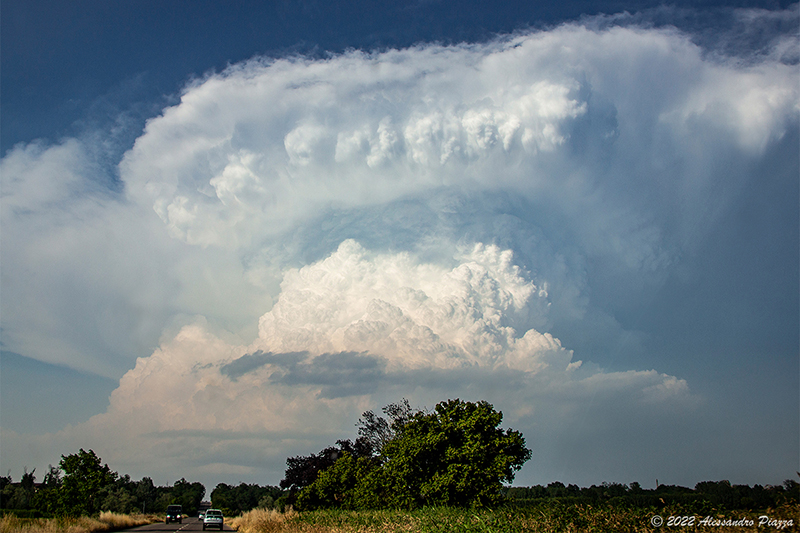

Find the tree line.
xmin=207 ymin=477 xmax=800 ymax=515
xmin=0 ymin=449 xmax=205 ymax=517
xmin=3 ymin=400 xmax=796 ymax=518
xmin=209 ymin=482 xmax=282 ymax=516
xmin=504 ymin=479 xmax=800 ymax=511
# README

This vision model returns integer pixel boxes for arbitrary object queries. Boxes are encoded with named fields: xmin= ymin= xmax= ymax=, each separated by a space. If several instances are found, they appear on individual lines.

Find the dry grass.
xmin=0 ymin=512 xmax=160 ymax=533
xmin=225 ymin=507 xmax=401 ymax=533
xmin=227 ymin=508 xmax=300 ymax=533
xmin=97 ymin=512 xmax=156 ymax=530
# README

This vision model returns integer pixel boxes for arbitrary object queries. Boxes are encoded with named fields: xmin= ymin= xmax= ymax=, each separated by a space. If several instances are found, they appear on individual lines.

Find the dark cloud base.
xmin=222 ymin=350 xmax=388 ymax=398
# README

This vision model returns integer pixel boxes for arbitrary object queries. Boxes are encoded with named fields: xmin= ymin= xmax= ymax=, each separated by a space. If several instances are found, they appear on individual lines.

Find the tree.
xmin=0 ymin=473 xmax=12 ymax=508
xmin=100 ymin=486 xmax=138 ymax=514
xmin=58 ymin=449 xmax=117 ymax=516
xmin=170 ymin=478 xmax=205 ymax=515
xmin=356 ymin=399 xmax=415 ymax=457
xmin=281 ymin=446 xmax=345 ymax=493
xmin=3 ymin=468 xmax=37 ymax=510
xmin=32 ymin=465 xmax=63 ymax=515
xmin=380 ymin=399 xmax=531 ymax=508
xmin=292 ymin=399 xmax=532 ymax=510
xmin=296 ymin=452 xmax=382 ymax=510
xmin=135 ymin=477 xmax=157 ymax=513
xmin=282 ymin=399 xmax=417 ymax=502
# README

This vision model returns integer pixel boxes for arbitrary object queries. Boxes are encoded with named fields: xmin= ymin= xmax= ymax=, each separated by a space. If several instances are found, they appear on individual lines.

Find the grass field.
xmin=227 ymin=503 xmax=799 ymax=533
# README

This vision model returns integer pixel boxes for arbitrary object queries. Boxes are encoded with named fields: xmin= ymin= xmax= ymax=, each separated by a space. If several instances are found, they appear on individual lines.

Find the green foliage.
xmin=134 ymin=477 xmax=158 ymax=513
xmin=100 ymin=486 xmax=138 ymax=514
xmin=505 ymin=478 xmax=800 ymax=511
xmin=281 ymin=400 xmax=414 ymax=503
xmin=58 ymin=449 xmax=117 ymax=516
xmin=211 ymin=482 xmax=282 ymax=515
xmin=380 ymin=399 xmax=531 ymax=508
xmin=294 ymin=399 xmax=531 ymax=510
xmin=3 ymin=448 xmax=205 ymax=517
xmin=23 ymin=465 xmax=60 ymax=516
xmin=356 ymin=399 xmax=414 ymax=457
xmin=0 ymin=469 xmax=37 ymax=511
xmin=0 ymin=508 xmax=48 ymax=518
xmin=281 ymin=446 xmax=347 ymax=494
xmin=296 ymin=453 xmax=383 ymax=510
xmin=169 ymin=478 xmax=206 ymax=515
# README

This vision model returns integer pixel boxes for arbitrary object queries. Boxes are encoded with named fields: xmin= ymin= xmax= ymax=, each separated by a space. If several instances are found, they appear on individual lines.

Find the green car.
xmin=165 ymin=504 xmax=182 ymax=524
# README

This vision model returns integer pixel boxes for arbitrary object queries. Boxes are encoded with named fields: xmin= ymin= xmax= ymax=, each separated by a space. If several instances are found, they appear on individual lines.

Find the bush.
xmin=0 ymin=508 xmax=47 ymax=518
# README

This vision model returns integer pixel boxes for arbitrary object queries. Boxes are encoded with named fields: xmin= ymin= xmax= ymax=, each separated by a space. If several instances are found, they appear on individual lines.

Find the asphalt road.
xmin=120 ymin=516 xmax=234 ymax=532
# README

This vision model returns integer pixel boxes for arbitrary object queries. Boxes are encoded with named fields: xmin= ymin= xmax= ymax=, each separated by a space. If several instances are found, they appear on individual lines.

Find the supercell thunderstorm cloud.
xmin=1 ymin=9 xmax=798 ymax=488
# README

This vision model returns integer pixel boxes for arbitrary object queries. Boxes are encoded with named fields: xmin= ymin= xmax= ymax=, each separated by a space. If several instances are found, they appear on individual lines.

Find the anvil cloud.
xmin=1 ymin=10 xmax=797 ymax=489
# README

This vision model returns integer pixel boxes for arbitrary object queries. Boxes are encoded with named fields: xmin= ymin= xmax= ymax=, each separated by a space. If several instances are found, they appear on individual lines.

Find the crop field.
xmin=0 ymin=504 xmax=796 ymax=532
xmin=227 ymin=503 xmax=800 ymax=533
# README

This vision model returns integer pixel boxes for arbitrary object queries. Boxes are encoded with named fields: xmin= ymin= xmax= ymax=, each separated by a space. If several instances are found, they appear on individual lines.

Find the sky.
xmin=1 ymin=0 xmax=798 ymax=493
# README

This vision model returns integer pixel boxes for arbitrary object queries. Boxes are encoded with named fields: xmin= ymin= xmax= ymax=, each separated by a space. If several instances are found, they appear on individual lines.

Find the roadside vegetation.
xmin=0 ymin=511 xmax=160 ymax=533
xmin=1 ymin=449 xmax=205 ymax=519
xmin=227 ymin=508 xmax=298 ymax=533
xmin=3 ymin=399 xmax=798 ymax=532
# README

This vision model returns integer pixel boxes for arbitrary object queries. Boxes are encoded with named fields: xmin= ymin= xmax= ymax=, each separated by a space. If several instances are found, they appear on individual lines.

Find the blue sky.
xmin=1 ymin=0 xmax=798 ymax=492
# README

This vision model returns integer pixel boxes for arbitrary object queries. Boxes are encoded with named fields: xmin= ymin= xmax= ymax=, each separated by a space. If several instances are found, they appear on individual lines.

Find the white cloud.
xmin=10 ymin=241 xmax=693 ymax=487
xmin=660 ymin=64 xmax=799 ymax=153
xmin=117 ymin=34 xmax=594 ymax=249
xmin=114 ymin=22 xmax=798 ymax=287
xmin=1 ymin=11 xmax=797 ymax=487
xmin=0 ymin=139 xmax=273 ymax=377
xmin=253 ymin=240 xmax=561 ymax=371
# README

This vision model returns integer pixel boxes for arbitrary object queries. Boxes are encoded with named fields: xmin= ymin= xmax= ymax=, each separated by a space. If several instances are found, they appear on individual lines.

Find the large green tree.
xmin=58 ymin=449 xmax=117 ymax=516
xmin=295 ymin=399 xmax=531 ymax=510
xmin=381 ymin=399 xmax=531 ymax=508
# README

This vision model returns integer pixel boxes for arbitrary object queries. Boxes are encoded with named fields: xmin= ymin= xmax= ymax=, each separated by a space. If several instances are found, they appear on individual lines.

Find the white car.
xmin=202 ymin=509 xmax=224 ymax=530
